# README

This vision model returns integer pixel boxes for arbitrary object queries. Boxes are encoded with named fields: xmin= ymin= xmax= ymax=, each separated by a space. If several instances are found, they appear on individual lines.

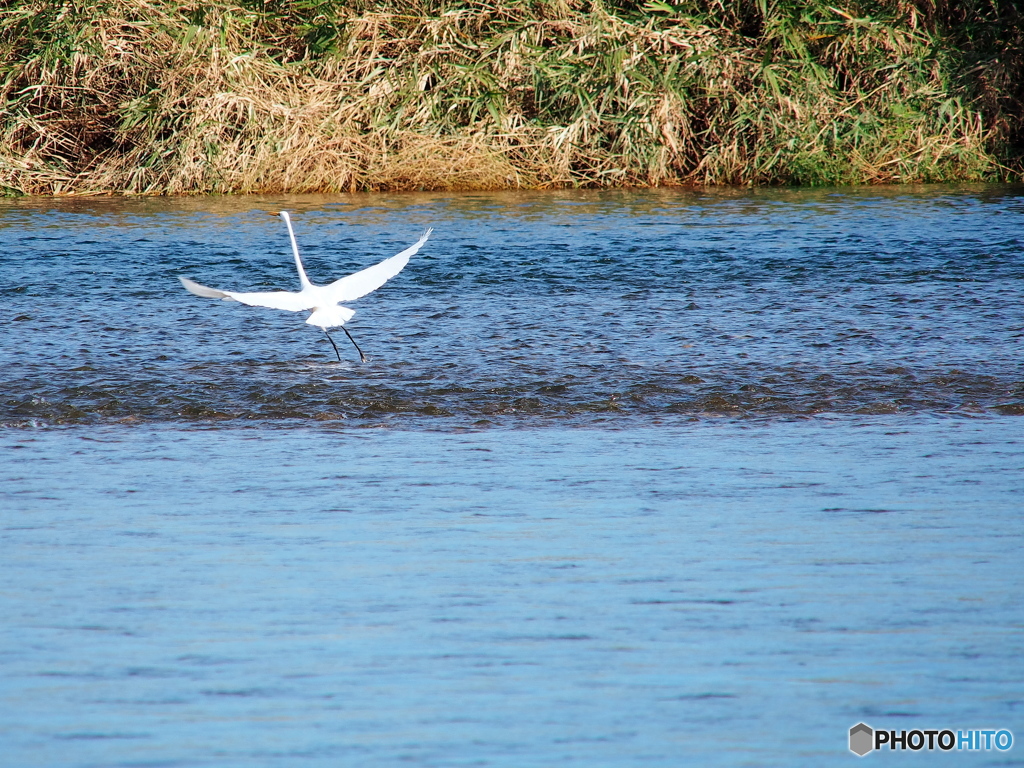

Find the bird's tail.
xmin=306 ymin=305 xmax=356 ymax=328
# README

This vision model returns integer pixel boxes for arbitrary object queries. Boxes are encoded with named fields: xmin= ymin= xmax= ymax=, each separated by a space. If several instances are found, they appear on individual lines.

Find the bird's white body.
xmin=180 ymin=211 xmax=432 ymax=330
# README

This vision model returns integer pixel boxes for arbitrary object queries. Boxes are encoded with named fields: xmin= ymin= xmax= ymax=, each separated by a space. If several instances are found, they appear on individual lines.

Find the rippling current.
xmin=3 ymin=187 xmax=1023 ymax=768
xmin=2 ymin=186 xmax=1022 ymax=425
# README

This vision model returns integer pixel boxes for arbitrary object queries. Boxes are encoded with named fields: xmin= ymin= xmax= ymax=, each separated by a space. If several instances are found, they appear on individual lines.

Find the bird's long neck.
xmin=281 ymin=212 xmax=313 ymax=289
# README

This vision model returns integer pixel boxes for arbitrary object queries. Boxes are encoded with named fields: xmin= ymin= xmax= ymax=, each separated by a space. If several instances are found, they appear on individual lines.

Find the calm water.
xmin=1 ymin=187 xmax=1022 ymax=766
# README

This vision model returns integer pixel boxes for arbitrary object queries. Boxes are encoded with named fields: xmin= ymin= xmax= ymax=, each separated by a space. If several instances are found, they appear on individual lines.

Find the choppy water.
xmin=2 ymin=186 xmax=1022 ymax=424
xmin=1 ymin=187 xmax=1023 ymax=767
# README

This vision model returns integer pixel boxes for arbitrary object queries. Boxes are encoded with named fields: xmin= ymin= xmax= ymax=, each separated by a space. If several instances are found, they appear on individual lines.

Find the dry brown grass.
xmin=0 ymin=0 xmax=1019 ymax=195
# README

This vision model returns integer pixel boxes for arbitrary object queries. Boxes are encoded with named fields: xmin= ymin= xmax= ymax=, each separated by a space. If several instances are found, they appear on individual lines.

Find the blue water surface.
xmin=1 ymin=186 xmax=1022 ymax=766
xmin=2 ymin=418 xmax=1022 ymax=767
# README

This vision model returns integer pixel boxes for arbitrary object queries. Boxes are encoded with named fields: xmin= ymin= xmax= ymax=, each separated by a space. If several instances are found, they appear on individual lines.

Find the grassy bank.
xmin=1 ymin=0 xmax=1022 ymax=194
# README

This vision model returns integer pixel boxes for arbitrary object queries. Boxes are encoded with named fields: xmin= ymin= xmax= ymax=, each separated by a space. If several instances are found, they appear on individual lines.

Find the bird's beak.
xmin=265 ymin=210 xmax=281 ymax=217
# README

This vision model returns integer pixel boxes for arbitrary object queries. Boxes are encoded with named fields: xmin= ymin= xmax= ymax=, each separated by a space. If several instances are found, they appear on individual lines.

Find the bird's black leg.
xmin=340 ymin=326 xmax=368 ymax=363
xmin=323 ymin=329 xmax=342 ymax=362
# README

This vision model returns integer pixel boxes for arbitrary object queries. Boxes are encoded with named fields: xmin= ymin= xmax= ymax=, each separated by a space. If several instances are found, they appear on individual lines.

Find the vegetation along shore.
xmin=2 ymin=0 xmax=1022 ymax=195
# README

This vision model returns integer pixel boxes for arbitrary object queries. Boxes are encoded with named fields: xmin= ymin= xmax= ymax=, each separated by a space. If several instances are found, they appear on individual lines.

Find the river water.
xmin=1 ymin=187 xmax=1022 ymax=766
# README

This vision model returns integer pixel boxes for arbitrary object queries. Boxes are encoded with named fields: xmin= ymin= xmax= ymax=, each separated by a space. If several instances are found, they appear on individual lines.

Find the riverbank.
xmin=2 ymin=0 xmax=1022 ymax=195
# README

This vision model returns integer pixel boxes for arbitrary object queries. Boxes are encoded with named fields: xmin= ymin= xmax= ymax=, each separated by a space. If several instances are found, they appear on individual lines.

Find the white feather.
xmin=323 ymin=229 xmax=433 ymax=302
xmin=180 ymin=212 xmax=430 ymax=329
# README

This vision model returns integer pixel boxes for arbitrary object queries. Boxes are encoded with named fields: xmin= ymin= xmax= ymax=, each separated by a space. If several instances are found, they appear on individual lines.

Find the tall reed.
xmin=1 ymin=0 xmax=1020 ymax=194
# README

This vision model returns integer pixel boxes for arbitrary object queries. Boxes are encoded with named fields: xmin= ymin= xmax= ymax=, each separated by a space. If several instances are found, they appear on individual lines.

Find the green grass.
xmin=1 ymin=0 xmax=1021 ymax=194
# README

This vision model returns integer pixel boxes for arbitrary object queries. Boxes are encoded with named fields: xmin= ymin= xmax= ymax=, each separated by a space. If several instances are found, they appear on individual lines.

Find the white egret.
xmin=180 ymin=211 xmax=432 ymax=362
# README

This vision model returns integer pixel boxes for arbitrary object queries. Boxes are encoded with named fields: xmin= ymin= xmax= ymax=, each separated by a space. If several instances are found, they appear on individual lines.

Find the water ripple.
xmin=2 ymin=186 xmax=1022 ymax=426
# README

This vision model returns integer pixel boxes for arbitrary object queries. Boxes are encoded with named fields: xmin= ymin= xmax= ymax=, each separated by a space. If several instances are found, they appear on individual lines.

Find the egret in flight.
xmin=180 ymin=211 xmax=432 ymax=362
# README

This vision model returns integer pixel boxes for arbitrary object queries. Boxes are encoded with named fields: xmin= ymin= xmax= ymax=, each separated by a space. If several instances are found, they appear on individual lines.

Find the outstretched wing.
xmin=179 ymin=276 xmax=312 ymax=312
xmin=180 ymin=276 xmax=230 ymax=299
xmin=225 ymin=290 xmax=313 ymax=312
xmin=322 ymin=229 xmax=432 ymax=303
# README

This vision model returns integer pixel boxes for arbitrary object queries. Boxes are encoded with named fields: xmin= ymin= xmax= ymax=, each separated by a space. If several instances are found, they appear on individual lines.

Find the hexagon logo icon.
xmin=850 ymin=722 xmax=874 ymax=756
